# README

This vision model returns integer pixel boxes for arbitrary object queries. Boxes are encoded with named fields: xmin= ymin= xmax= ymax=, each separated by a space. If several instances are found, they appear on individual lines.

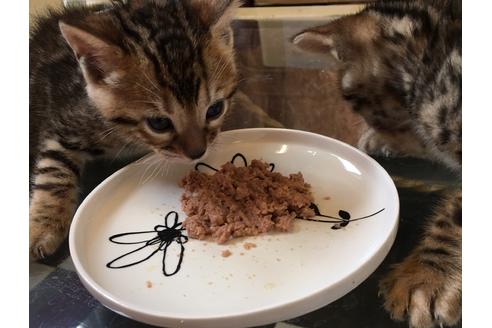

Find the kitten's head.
xmin=60 ymin=0 xmax=240 ymax=160
xmin=291 ymin=4 xmax=433 ymax=129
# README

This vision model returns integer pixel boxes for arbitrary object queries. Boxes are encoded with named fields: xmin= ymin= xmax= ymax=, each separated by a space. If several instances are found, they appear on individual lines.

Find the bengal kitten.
xmin=30 ymin=0 xmax=239 ymax=260
xmin=293 ymin=1 xmax=461 ymax=327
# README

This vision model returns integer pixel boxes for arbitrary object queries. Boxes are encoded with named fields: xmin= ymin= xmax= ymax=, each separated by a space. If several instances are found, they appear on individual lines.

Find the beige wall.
xmin=30 ymin=0 xmax=62 ymax=22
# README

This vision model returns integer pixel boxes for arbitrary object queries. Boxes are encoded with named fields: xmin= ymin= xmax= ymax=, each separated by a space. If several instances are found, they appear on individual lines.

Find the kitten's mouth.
xmin=191 ymin=148 xmax=209 ymax=164
xmin=157 ymin=149 xmax=208 ymax=164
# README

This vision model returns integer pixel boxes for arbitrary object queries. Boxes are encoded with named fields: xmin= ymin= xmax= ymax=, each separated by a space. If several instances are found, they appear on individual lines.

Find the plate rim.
xmin=69 ymin=128 xmax=400 ymax=326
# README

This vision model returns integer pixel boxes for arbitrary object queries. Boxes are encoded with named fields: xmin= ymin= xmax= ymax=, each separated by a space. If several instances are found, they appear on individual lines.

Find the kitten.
xmin=293 ymin=1 xmax=461 ymax=327
xmin=29 ymin=0 xmax=240 ymax=260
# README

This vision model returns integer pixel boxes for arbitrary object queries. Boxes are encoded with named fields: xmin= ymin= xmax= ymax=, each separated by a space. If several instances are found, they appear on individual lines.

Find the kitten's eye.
xmin=206 ymin=101 xmax=224 ymax=120
xmin=146 ymin=117 xmax=174 ymax=133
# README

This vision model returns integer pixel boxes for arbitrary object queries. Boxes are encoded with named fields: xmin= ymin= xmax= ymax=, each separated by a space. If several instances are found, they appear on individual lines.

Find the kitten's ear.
xmin=292 ymin=29 xmax=341 ymax=61
xmin=59 ymin=21 xmax=123 ymax=83
xmin=292 ymin=14 xmax=377 ymax=62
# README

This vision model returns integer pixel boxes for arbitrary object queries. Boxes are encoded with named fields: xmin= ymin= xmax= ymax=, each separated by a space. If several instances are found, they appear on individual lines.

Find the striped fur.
xmin=293 ymin=1 xmax=461 ymax=327
xmin=29 ymin=0 xmax=239 ymax=260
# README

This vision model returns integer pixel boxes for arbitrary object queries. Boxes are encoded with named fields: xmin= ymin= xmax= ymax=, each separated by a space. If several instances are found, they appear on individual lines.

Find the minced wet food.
xmin=180 ymin=159 xmax=315 ymax=243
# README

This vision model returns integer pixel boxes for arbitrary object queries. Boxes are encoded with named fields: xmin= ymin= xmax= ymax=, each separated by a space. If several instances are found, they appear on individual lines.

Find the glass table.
xmin=30 ymin=6 xmax=461 ymax=328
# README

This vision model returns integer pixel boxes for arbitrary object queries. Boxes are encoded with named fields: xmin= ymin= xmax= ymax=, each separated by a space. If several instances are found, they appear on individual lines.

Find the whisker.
xmin=164 ymin=161 xmax=171 ymax=177
xmin=97 ymin=127 xmax=117 ymax=142
xmin=134 ymin=154 xmax=155 ymax=165
xmin=111 ymin=140 xmax=133 ymax=163
xmin=128 ymin=100 xmax=162 ymax=106
xmin=215 ymin=58 xmax=229 ymax=81
xmin=210 ymin=55 xmax=226 ymax=81
xmin=139 ymin=157 xmax=161 ymax=185
xmin=143 ymin=71 xmax=161 ymax=96
xmin=146 ymin=159 xmax=163 ymax=183
xmin=156 ymin=162 xmax=164 ymax=178
xmin=215 ymin=132 xmax=237 ymax=143
xmin=159 ymin=160 xmax=172 ymax=178
xmin=136 ymin=82 xmax=161 ymax=102
xmin=236 ymin=74 xmax=273 ymax=86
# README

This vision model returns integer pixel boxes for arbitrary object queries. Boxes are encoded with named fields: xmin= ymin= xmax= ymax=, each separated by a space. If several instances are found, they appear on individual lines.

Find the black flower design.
xmin=106 ymin=211 xmax=188 ymax=276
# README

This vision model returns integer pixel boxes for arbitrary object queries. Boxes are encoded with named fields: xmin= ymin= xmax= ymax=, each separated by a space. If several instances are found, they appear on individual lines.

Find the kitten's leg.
xmin=358 ymin=127 xmax=430 ymax=159
xmin=29 ymin=137 xmax=85 ymax=260
xmin=379 ymin=191 xmax=461 ymax=328
xmin=358 ymin=128 xmax=395 ymax=156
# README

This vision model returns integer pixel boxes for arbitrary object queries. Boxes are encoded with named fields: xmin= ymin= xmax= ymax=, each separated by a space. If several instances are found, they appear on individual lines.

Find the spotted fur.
xmin=293 ymin=1 xmax=461 ymax=327
xmin=30 ymin=0 xmax=240 ymax=260
xmin=380 ymin=191 xmax=461 ymax=328
xmin=293 ymin=0 xmax=461 ymax=169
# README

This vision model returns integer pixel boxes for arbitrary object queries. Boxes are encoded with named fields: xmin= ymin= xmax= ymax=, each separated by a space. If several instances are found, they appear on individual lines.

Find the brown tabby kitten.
xmin=293 ymin=1 xmax=461 ymax=327
xmin=30 ymin=0 xmax=239 ymax=260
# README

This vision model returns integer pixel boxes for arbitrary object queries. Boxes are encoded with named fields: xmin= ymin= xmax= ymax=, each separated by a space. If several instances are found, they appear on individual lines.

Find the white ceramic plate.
xmin=69 ymin=128 xmax=399 ymax=328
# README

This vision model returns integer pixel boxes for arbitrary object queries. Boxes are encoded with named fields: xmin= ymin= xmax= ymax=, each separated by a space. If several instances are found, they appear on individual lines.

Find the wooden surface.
xmin=254 ymin=0 xmax=376 ymax=6
xmin=30 ymin=0 xmax=62 ymax=16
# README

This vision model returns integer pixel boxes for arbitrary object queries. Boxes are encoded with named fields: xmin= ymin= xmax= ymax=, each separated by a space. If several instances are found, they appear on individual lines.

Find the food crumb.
xmin=276 ymin=258 xmax=281 ymax=262
xmin=208 ymin=282 xmax=213 ymax=285
xmin=323 ymin=196 xmax=331 ymax=200
xmin=240 ymin=252 xmax=244 ymax=256
xmin=146 ymin=281 xmax=153 ymax=288
xmin=243 ymin=242 xmax=257 ymax=250
xmin=221 ymin=250 xmax=232 ymax=257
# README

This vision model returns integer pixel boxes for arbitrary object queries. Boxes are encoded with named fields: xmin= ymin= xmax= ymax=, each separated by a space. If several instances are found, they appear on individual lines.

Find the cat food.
xmin=181 ymin=159 xmax=315 ymax=243
xmin=221 ymin=250 xmax=232 ymax=257
xmin=243 ymin=242 xmax=257 ymax=250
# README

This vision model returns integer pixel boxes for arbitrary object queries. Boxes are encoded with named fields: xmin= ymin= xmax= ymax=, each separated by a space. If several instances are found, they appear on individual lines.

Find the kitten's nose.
xmin=186 ymin=148 xmax=206 ymax=160
xmin=178 ymin=127 xmax=207 ymax=160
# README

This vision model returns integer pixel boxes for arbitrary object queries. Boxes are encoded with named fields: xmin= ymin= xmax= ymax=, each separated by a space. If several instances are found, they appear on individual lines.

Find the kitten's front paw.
xmin=379 ymin=256 xmax=461 ymax=328
xmin=357 ymin=128 xmax=394 ymax=156
xmin=29 ymin=218 xmax=67 ymax=261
